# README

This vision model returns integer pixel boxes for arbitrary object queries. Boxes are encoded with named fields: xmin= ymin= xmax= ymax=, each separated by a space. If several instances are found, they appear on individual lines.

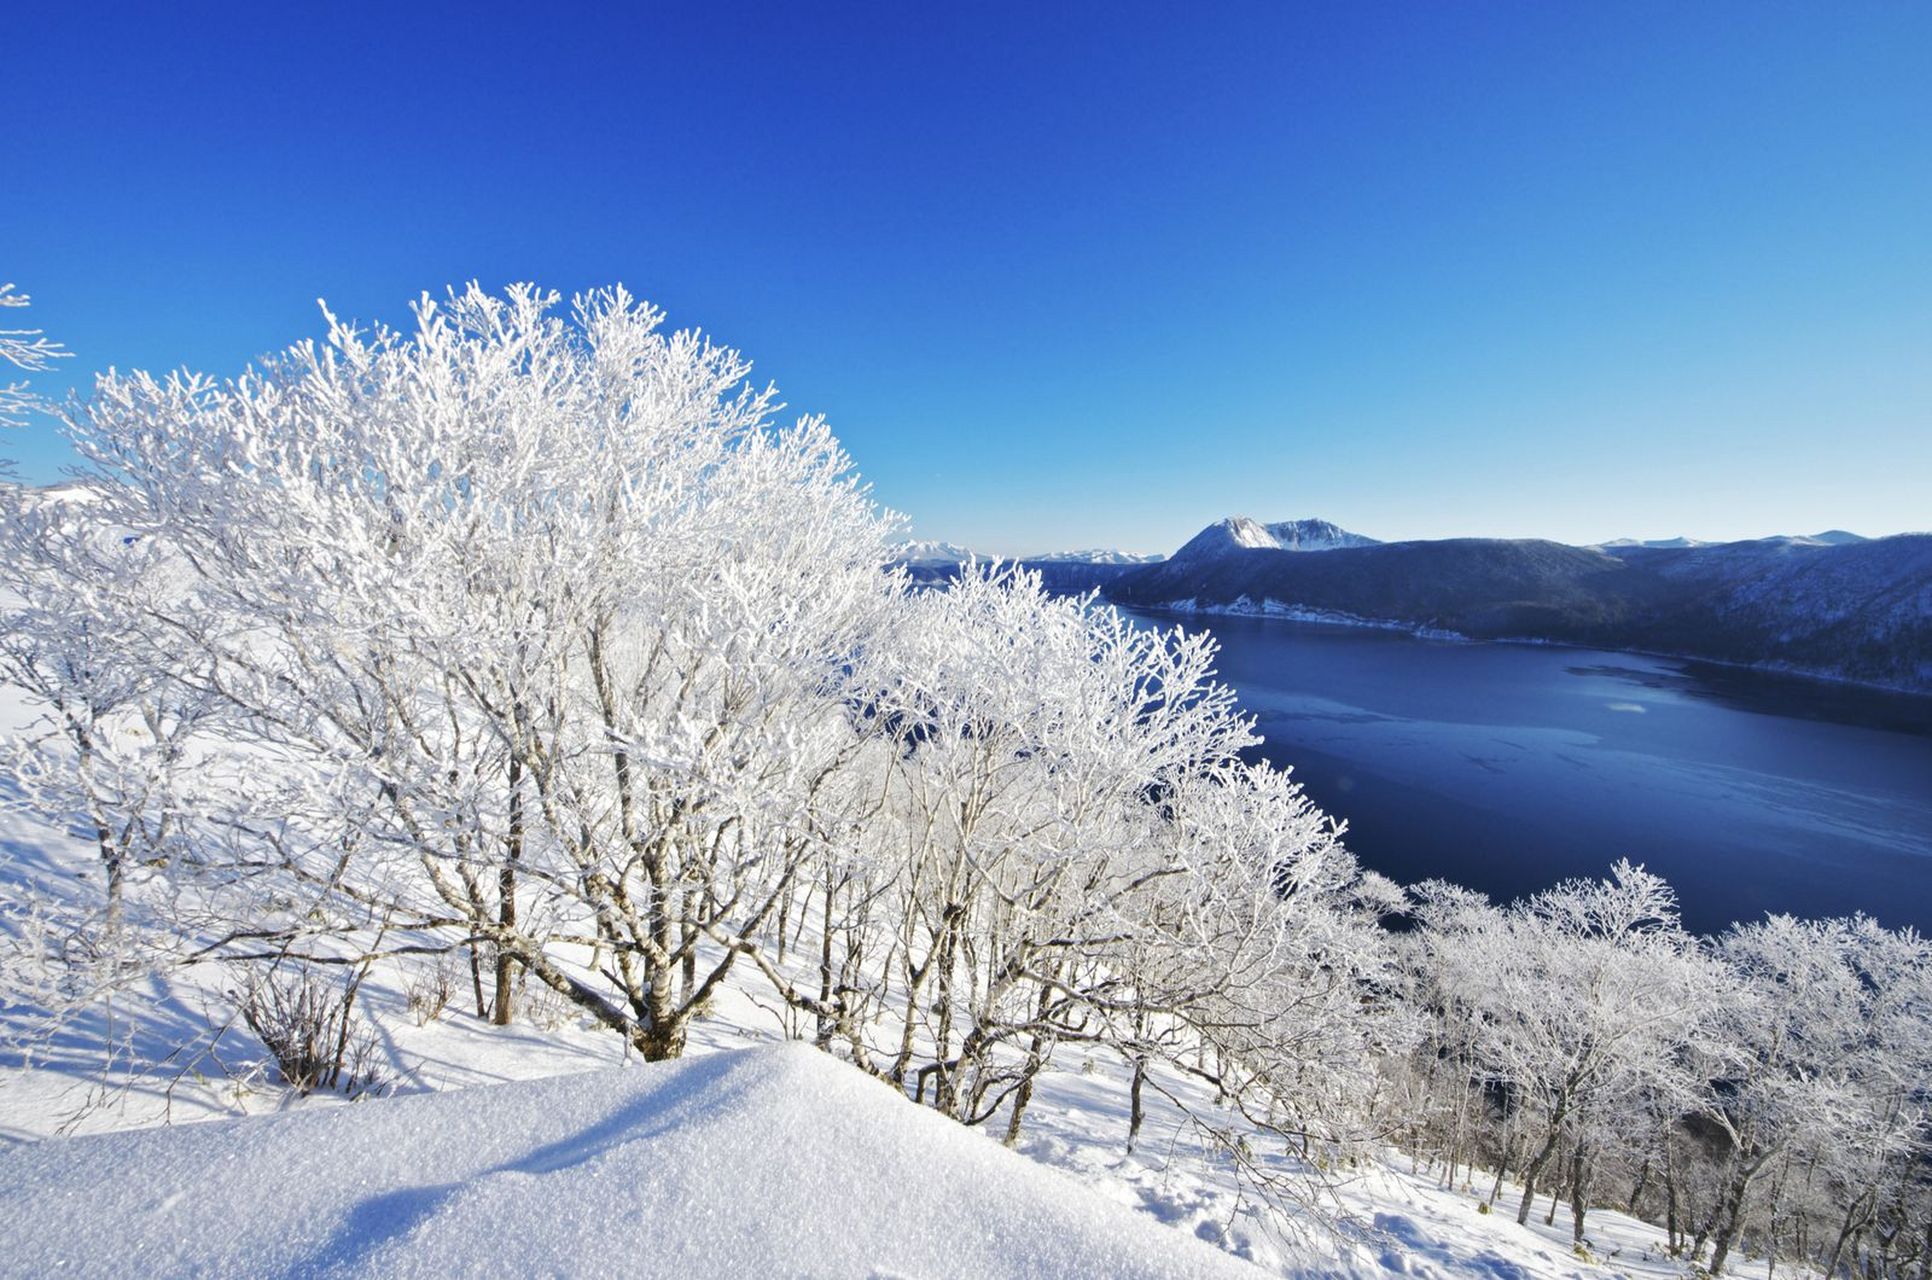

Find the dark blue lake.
xmin=1124 ymin=610 xmax=1932 ymax=936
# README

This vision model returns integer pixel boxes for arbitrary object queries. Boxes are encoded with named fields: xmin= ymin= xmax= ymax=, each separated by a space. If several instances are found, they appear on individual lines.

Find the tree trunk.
xmin=1628 ymin=1155 xmax=1651 ymax=1216
xmin=930 ymin=918 xmax=960 ymax=1113
xmin=1446 ymin=1073 xmax=1473 ymax=1192
xmin=1569 ymin=1141 xmax=1592 ymax=1245
xmin=1127 ymin=1053 xmax=1149 ymax=1154
xmin=815 ymin=870 xmax=838 ymax=1049
xmin=1003 ymin=1060 xmax=1039 ymax=1148
xmin=1708 ymin=1160 xmax=1757 ymax=1277
xmin=1517 ymin=1116 xmax=1567 ymax=1225
xmin=1664 ymin=1132 xmax=1683 ymax=1254
xmin=1825 ymin=1198 xmax=1871 ymax=1280
xmin=469 ymin=942 xmax=489 ymax=1018
xmin=1487 ymin=1133 xmax=1515 ymax=1210
xmin=634 ymin=1016 xmax=686 ymax=1062
xmin=77 ymin=736 xmax=128 ymax=940
xmin=492 ymin=754 xmax=522 ymax=1026
xmin=1760 ymin=1168 xmax=1789 ymax=1280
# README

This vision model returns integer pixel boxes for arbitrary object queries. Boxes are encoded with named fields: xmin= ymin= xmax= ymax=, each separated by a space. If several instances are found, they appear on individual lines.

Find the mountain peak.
xmin=1263 ymin=518 xmax=1380 ymax=551
xmin=1172 ymin=516 xmax=1378 ymax=561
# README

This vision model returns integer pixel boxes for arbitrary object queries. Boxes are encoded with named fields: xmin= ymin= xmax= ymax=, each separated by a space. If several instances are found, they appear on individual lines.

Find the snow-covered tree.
xmin=1403 ymin=862 xmax=1724 ymax=1242
xmin=0 ymin=482 xmax=219 ymax=1055
xmin=0 ymin=283 xmax=69 ymax=432
xmin=838 ymin=568 xmax=1265 ymax=1119
xmin=1694 ymin=915 xmax=1932 ymax=1276
xmin=28 ymin=284 xmax=903 ymax=1060
xmin=736 ymin=565 xmax=1393 ymax=1158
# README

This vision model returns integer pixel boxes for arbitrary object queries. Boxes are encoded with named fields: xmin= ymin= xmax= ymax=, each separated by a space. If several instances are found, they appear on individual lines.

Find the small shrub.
xmin=403 ymin=953 xmax=458 ymax=1026
xmin=514 ymin=969 xmax=577 ymax=1032
xmin=237 ymin=967 xmax=388 ymax=1098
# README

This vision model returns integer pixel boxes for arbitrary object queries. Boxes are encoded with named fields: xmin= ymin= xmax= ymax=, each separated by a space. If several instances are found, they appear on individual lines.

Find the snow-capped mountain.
xmin=889 ymin=539 xmax=980 ymax=567
xmin=1025 ymin=548 xmax=1165 ymax=565
xmin=1170 ymin=517 xmax=1379 ymax=563
xmin=890 ymin=540 xmax=1166 ymax=588
xmin=892 ymin=541 xmax=1164 ymax=567
xmin=1261 ymin=517 xmax=1381 ymax=552
xmin=1598 ymin=536 xmax=1714 ymax=550
xmin=1598 ymin=531 xmax=1868 ymax=550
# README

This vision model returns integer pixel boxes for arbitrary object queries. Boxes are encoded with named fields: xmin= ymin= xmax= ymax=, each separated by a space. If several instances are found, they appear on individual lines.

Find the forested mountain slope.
xmin=1097 ymin=518 xmax=1932 ymax=691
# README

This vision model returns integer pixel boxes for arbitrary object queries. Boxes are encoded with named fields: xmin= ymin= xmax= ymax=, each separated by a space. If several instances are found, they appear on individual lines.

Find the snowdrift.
xmin=0 ymin=1041 xmax=1263 ymax=1279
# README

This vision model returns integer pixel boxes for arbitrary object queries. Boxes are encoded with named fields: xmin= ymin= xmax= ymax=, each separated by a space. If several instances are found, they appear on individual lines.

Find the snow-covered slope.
xmin=1263 ymin=518 xmax=1381 ymax=552
xmin=0 ymin=1043 xmax=1261 ymax=1280
xmin=0 ymin=718 xmax=1768 ymax=1280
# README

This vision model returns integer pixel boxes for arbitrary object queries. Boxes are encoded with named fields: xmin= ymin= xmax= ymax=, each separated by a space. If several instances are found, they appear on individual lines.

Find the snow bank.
xmin=0 ymin=1042 xmax=1263 ymax=1279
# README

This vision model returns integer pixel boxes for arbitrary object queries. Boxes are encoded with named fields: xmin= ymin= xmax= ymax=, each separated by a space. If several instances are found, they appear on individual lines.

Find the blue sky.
xmin=5 ymin=3 xmax=1928 ymax=554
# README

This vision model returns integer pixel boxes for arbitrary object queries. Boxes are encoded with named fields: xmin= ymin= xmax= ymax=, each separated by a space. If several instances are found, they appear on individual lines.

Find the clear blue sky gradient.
xmin=5 ymin=3 xmax=1928 ymax=554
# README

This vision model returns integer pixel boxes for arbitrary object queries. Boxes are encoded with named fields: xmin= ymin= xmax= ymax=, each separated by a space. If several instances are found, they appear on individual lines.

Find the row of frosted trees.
xmin=2 ymin=286 xmax=1925 ymax=1274
xmin=1388 ymin=868 xmax=1932 ymax=1279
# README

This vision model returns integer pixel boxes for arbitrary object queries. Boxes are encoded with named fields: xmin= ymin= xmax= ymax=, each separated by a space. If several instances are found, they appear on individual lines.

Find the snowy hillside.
xmin=0 ymin=940 xmax=1762 ymax=1280
xmin=0 ymin=1044 xmax=1260 ymax=1279
xmin=0 ymin=894 xmax=1755 ymax=1280
xmin=0 ymin=666 xmax=1802 ymax=1280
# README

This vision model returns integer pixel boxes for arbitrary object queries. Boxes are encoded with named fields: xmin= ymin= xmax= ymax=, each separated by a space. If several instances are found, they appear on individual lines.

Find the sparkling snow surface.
xmin=0 ymin=1042 xmax=1263 ymax=1280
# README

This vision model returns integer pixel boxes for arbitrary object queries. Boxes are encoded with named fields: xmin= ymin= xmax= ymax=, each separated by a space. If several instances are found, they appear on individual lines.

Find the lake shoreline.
xmin=1124 ymin=597 xmax=1932 ymax=707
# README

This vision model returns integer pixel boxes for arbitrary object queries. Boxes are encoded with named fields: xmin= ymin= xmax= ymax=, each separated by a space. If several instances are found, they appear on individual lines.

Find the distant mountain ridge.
xmin=1027 ymin=548 xmax=1166 ymax=565
xmin=1596 ymin=530 xmax=1868 ymax=550
xmin=1075 ymin=516 xmax=1932 ymax=694
xmin=891 ymin=539 xmax=980 ymax=567
xmin=888 ymin=540 xmax=1163 ymax=587
xmin=895 ymin=517 xmax=1930 ymax=692
xmin=890 ymin=541 xmax=1163 ymax=567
